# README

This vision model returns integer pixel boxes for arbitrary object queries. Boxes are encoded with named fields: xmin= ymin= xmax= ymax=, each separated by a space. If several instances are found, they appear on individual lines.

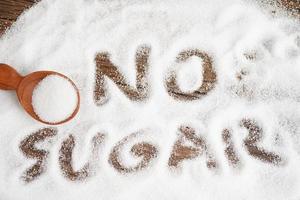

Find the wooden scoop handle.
xmin=0 ymin=64 xmax=23 ymax=90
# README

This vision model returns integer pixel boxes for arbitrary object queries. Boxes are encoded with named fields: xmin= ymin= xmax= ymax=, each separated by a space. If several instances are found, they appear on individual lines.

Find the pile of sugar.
xmin=0 ymin=0 xmax=299 ymax=200
xmin=32 ymin=74 xmax=78 ymax=123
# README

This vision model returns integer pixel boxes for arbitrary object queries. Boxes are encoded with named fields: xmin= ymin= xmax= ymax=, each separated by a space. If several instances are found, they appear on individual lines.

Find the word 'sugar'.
xmin=20 ymin=119 xmax=283 ymax=183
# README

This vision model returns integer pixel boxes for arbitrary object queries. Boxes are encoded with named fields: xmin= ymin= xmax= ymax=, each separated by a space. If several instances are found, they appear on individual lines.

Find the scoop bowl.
xmin=0 ymin=63 xmax=80 ymax=125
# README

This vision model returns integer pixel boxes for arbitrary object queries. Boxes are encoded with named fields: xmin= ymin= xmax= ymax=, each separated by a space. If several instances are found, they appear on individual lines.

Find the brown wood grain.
xmin=0 ymin=0 xmax=36 ymax=35
xmin=281 ymin=0 xmax=300 ymax=11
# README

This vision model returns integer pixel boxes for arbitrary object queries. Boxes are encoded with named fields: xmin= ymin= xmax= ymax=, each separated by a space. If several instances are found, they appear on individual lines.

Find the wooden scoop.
xmin=0 ymin=63 xmax=80 ymax=125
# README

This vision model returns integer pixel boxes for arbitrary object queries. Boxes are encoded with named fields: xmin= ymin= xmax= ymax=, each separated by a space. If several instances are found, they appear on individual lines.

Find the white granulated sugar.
xmin=176 ymin=56 xmax=204 ymax=92
xmin=0 ymin=0 xmax=300 ymax=200
xmin=32 ymin=74 xmax=78 ymax=123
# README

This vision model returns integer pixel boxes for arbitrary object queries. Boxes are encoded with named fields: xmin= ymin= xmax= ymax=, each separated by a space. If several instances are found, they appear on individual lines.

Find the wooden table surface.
xmin=0 ymin=0 xmax=36 ymax=35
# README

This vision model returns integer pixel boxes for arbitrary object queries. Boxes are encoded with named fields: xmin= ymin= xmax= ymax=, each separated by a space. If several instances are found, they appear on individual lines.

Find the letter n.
xmin=94 ymin=45 xmax=151 ymax=105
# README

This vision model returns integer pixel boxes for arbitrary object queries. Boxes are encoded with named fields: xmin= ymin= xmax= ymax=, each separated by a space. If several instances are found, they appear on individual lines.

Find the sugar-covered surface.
xmin=0 ymin=0 xmax=300 ymax=200
xmin=32 ymin=74 xmax=78 ymax=123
